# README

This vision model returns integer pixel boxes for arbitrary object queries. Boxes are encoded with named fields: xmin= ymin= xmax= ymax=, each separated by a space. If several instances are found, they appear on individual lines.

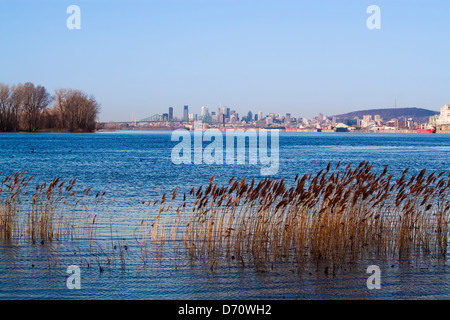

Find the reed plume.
xmin=148 ymin=161 xmax=449 ymax=270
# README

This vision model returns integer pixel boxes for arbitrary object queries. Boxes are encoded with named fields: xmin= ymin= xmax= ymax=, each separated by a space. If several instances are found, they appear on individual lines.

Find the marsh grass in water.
xmin=144 ymin=161 xmax=449 ymax=272
xmin=1 ymin=161 xmax=449 ymax=275
xmin=0 ymin=172 xmax=105 ymax=243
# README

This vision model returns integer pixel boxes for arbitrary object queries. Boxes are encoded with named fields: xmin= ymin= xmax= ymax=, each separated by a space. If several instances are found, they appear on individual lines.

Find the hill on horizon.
xmin=332 ymin=107 xmax=439 ymax=123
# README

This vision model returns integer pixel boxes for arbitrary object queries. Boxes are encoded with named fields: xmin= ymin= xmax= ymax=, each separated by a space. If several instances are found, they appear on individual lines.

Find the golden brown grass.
xmin=0 ymin=172 xmax=105 ymax=244
xmin=145 ymin=161 xmax=449 ymax=270
xmin=1 ymin=162 xmax=448 ymax=274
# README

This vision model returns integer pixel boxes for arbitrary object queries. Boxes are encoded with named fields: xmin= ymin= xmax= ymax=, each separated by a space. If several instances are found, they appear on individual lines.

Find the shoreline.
xmin=1 ymin=128 xmax=449 ymax=134
xmin=96 ymin=128 xmax=450 ymax=134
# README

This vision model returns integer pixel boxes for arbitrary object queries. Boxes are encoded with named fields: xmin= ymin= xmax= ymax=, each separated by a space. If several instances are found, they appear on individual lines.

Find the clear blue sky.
xmin=1 ymin=0 xmax=449 ymax=121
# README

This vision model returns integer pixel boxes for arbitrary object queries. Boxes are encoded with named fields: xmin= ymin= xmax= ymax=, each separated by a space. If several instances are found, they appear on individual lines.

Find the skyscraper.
xmin=201 ymin=106 xmax=209 ymax=117
xmin=218 ymin=108 xmax=224 ymax=125
xmin=285 ymin=113 xmax=291 ymax=125
xmin=363 ymin=115 xmax=372 ymax=123
xmin=168 ymin=107 xmax=173 ymax=121
xmin=183 ymin=105 xmax=189 ymax=122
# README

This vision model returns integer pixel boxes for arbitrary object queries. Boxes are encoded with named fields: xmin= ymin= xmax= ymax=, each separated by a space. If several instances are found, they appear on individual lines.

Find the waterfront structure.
xmin=406 ymin=118 xmax=415 ymax=128
xmin=363 ymin=115 xmax=372 ymax=123
xmin=362 ymin=115 xmax=374 ymax=128
xmin=374 ymin=115 xmax=382 ymax=126
xmin=436 ymin=104 xmax=450 ymax=125
xmin=140 ymin=114 xmax=162 ymax=122
xmin=435 ymin=104 xmax=450 ymax=133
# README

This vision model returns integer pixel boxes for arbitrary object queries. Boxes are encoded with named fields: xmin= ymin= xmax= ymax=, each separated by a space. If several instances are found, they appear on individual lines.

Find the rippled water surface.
xmin=0 ymin=132 xmax=449 ymax=299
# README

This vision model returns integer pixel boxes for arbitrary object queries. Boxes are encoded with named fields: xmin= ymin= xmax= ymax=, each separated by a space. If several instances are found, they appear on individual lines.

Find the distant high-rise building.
xmin=285 ymin=113 xmax=291 ymax=125
xmin=363 ymin=115 xmax=372 ymax=123
xmin=162 ymin=113 xmax=169 ymax=121
xmin=201 ymin=106 xmax=209 ymax=118
xmin=258 ymin=111 xmax=263 ymax=121
xmin=218 ymin=107 xmax=224 ymax=124
xmin=247 ymin=111 xmax=253 ymax=123
xmin=219 ymin=113 xmax=225 ymax=125
xmin=183 ymin=105 xmax=189 ymax=122
xmin=318 ymin=113 xmax=324 ymax=122
xmin=168 ymin=107 xmax=173 ymax=121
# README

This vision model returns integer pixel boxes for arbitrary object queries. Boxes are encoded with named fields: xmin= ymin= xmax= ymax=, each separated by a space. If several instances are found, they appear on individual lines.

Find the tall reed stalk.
xmin=146 ymin=162 xmax=449 ymax=270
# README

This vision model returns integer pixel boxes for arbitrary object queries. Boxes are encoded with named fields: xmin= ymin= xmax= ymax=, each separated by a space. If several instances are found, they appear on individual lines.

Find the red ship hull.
xmin=417 ymin=128 xmax=436 ymax=133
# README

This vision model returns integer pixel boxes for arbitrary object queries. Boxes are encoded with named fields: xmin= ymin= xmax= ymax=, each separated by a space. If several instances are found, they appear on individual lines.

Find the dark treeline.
xmin=0 ymin=82 xmax=100 ymax=132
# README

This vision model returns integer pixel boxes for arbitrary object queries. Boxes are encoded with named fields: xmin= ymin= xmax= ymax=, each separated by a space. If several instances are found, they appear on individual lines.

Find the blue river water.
xmin=0 ymin=131 xmax=449 ymax=299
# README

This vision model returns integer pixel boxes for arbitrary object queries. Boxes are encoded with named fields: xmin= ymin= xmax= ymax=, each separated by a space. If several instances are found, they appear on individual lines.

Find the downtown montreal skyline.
xmin=1 ymin=1 xmax=449 ymax=122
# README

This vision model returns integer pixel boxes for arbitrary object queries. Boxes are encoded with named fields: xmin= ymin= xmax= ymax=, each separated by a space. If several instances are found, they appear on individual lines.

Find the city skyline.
xmin=120 ymin=102 xmax=446 ymax=128
xmin=1 ymin=1 xmax=449 ymax=122
xmin=135 ymin=103 xmax=440 ymax=123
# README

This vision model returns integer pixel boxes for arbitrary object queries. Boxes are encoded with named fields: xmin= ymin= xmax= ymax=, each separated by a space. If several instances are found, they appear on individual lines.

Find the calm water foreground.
xmin=0 ymin=131 xmax=449 ymax=299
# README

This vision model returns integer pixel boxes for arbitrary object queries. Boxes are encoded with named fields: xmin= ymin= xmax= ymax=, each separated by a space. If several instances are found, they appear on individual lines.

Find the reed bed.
xmin=0 ymin=171 xmax=31 ymax=241
xmin=1 ymin=162 xmax=449 ymax=274
xmin=0 ymin=171 xmax=105 ymax=244
xmin=146 ymin=161 xmax=449 ymax=270
xmin=0 ymin=171 xmax=136 ymax=272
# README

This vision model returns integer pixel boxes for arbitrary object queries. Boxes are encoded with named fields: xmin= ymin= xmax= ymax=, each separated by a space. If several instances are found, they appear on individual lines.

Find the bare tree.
xmin=0 ymin=83 xmax=21 ymax=131
xmin=53 ymin=89 xmax=100 ymax=132
xmin=0 ymin=83 xmax=11 ymax=131
xmin=21 ymin=82 xmax=52 ymax=132
xmin=1 ymin=83 xmax=99 ymax=132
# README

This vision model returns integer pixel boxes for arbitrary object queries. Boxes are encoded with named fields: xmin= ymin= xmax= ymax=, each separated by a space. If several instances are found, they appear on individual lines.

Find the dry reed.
xmin=145 ymin=161 xmax=449 ymax=270
xmin=2 ymin=162 xmax=449 ymax=274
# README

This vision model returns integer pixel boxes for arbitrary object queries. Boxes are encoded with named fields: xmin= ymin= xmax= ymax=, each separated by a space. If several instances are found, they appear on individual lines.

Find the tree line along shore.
xmin=0 ymin=82 xmax=99 ymax=133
